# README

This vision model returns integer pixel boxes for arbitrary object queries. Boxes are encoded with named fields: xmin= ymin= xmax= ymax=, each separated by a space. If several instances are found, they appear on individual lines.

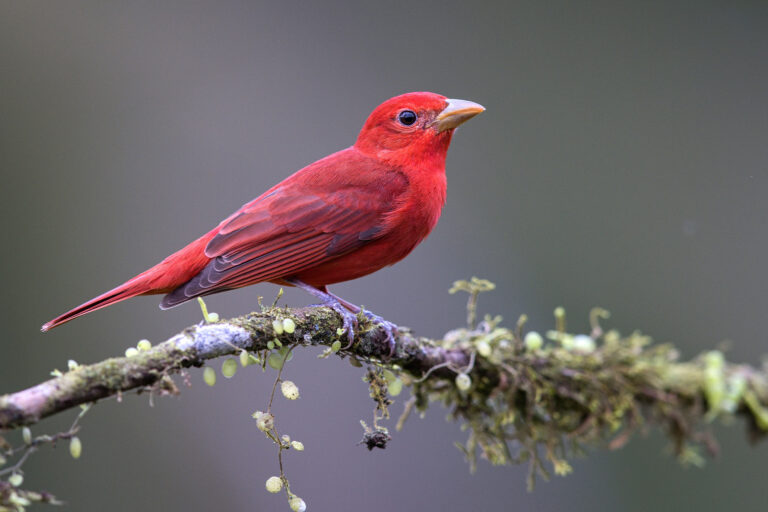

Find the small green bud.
xmin=69 ymin=436 xmax=82 ymax=459
xmin=137 ymin=339 xmax=152 ymax=351
xmin=274 ymin=338 xmax=283 ymax=347
xmin=22 ymin=427 xmax=31 ymax=445
xmin=67 ymin=359 xmax=78 ymax=371
xmin=331 ymin=340 xmax=342 ymax=352
xmin=722 ymin=374 xmax=747 ymax=413
xmin=272 ymin=320 xmax=284 ymax=335
xmin=9 ymin=473 xmax=23 ymax=487
xmin=559 ymin=334 xmax=575 ymax=350
xmin=744 ymin=390 xmax=768 ymax=430
xmin=336 ymin=328 xmax=345 ymax=336
xmin=222 ymin=359 xmax=238 ymax=378
xmin=256 ymin=412 xmax=274 ymax=432
xmin=240 ymin=350 xmax=250 ymax=367
xmin=704 ymin=351 xmax=726 ymax=412
xmin=524 ymin=331 xmax=543 ymax=351
xmin=281 ymin=380 xmax=300 ymax=400
xmin=475 ymin=340 xmax=492 ymax=357
xmin=554 ymin=306 xmax=566 ymax=332
xmin=604 ymin=330 xmax=621 ymax=344
xmin=265 ymin=476 xmax=283 ymax=493
xmin=125 ymin=347 xmax=139 ymax=358
xmin=268 ymin=352 xmax=284 ymax=370
xmin=282 ymin=318 xmax=296 ymax=334
xmin=572 ymin=335 xmax=596 ymax=353
xmin=50 ymin=369 xmax=63 ymax=377
xmin=267 ymin=341 xmax=275 ymax=350
xmin=389 ymin=378 xmax=403 ymax=396
xmin=455 ymin=373 xmax=472 ymax=391
xmin=289 ymin=496 xmax=307 ymax=512
xmin=207 ymin=312 xmax=219 ymax=322
xmin=553 ymin=459 xmax=573 ymax=476
xmin=705 ymin=351 xmax=725 ymax=371
xmin=291 ymin=440 xmax=304 ymax=451
xmin=281 ymin=434 xmax=291 ymax=444
xmin=203 ymin=366 xmax=216 ymax=386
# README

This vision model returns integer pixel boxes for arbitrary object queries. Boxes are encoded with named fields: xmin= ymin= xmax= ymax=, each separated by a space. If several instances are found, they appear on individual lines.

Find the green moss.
xmin=406 ymin=281 xmax=768 ymax=488
xmin=3 ymin=278 xmax=767 ymax=495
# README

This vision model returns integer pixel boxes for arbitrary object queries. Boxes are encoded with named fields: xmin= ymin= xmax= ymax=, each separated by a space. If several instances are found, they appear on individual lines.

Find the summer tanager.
xmin=42 ymin=92 xmax=485 ymax=347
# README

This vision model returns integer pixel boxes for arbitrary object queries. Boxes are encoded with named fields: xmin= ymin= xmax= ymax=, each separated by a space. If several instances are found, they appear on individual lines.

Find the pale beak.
xmin=432 ymin=98 xmax=485 ymax=132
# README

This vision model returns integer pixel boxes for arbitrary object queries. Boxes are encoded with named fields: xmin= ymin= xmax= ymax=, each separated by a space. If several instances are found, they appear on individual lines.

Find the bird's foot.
xmin=305 ymin=301 xmax=358 ymax=347
xmin=359 ymin=309 xmax=398 ymax=358
xmin=285 ymin=279 xmax=397 ymax=357
xmin=327 ymin=301 xmax=358 ymax=349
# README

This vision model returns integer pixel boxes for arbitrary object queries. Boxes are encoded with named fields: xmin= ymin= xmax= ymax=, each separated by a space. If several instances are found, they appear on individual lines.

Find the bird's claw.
xmin=360 ymin=310 xmax=398 ymax=358
xmin=328 ymin=305 xmax=398 ymax=357
xmin=287 ymin=279 xmax=396 ymax=357
xmin=327 ymin=302 xmax=358 ymax=348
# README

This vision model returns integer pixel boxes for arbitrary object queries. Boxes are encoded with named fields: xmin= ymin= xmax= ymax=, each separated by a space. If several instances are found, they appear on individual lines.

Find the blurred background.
xmin=1 ymin=1 xmax=767 ymax=510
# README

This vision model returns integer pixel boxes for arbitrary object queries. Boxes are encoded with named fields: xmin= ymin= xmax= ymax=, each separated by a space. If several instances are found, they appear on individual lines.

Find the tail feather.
xmin=40 ymin=231 xmax=216 ymax=332
xmin=41 ymin=282 xmax=147 ymax=332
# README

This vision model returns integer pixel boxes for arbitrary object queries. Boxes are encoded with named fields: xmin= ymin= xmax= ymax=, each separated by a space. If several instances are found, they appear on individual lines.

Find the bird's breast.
xmin=293 ymin=169 xmax=447 ymax=287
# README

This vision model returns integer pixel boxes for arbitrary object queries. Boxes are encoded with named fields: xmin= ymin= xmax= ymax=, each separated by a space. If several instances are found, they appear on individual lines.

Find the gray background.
xmin=1 ymin=1 xmax=767 ymax=510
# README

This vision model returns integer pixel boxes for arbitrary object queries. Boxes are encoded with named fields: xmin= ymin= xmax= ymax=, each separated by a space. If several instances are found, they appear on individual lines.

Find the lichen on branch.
xmin=0 ymin=304 xmax=459 ymax=430
xmin=1 ymin=279 xmax=768 ymax=505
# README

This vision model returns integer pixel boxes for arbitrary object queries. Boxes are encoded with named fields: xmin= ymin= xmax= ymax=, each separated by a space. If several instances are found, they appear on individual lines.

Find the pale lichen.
xmin=403 ymin=282 xmax=768 ymax=489
xmin=2 ymin=279 xmax=767 ymax=506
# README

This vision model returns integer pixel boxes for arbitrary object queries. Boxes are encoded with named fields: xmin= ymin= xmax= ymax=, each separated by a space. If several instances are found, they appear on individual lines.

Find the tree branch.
xmin=2 ymin=300 xmax=768 ymax=487
xmin=0 ymin=306 xmax=464 ymax=430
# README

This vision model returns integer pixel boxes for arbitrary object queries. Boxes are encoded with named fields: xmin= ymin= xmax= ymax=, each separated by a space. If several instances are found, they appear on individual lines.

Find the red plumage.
xmin=41 ymin=92 xmax=484 ymax=332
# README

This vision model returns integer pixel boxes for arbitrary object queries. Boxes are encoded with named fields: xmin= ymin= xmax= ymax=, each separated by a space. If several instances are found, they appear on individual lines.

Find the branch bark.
xmin=0 ymin=306 xmax=465 ymax=430
xmin=1 ymin=302 xmax=767 ymax=477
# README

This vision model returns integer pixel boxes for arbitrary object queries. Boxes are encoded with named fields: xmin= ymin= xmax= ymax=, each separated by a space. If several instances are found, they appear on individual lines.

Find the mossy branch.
xmin=0 ymin=306 xmax=463 ymax=430
xmin=2 ymin=291 xmax=768 ymax=492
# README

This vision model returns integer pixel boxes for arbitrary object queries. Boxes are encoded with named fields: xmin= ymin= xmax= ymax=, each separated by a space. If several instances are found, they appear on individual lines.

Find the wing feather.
xmin=160 ymin=150 xmax=409 ymax=309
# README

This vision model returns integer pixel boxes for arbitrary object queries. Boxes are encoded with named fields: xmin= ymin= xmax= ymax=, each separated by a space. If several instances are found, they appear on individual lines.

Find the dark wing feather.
xmin=161 ymin=157 xmax=408 ymax=308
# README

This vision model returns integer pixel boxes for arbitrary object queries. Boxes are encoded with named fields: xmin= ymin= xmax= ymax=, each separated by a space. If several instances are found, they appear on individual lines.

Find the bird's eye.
xmin=397 ymin=110 xmax=417 ymax=126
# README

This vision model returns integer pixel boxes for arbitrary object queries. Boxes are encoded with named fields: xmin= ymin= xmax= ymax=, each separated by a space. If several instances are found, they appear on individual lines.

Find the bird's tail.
xmin=40 ymin=278 xmax=155 ymax=332
xmin=41 ymin=231 xmax=215 ymax=332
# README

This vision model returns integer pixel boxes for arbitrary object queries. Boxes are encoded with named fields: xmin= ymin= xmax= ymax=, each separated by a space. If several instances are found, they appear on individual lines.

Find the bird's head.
xmin=354 ymin=92 xmax=484 ymax=168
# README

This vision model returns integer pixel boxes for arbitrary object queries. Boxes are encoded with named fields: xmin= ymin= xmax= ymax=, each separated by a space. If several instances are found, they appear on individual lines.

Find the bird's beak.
xmin=432 ymin=99 xmax=485 ymax=132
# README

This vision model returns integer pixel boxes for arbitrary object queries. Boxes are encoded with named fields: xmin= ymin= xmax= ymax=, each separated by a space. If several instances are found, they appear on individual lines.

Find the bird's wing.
xmin=161 ymin=156 xmax=407 ymax=308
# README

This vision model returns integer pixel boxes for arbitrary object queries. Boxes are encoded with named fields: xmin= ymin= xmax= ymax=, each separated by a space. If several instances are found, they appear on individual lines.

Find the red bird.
xmin=42 ymin=92 xmax=485 ymax=348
